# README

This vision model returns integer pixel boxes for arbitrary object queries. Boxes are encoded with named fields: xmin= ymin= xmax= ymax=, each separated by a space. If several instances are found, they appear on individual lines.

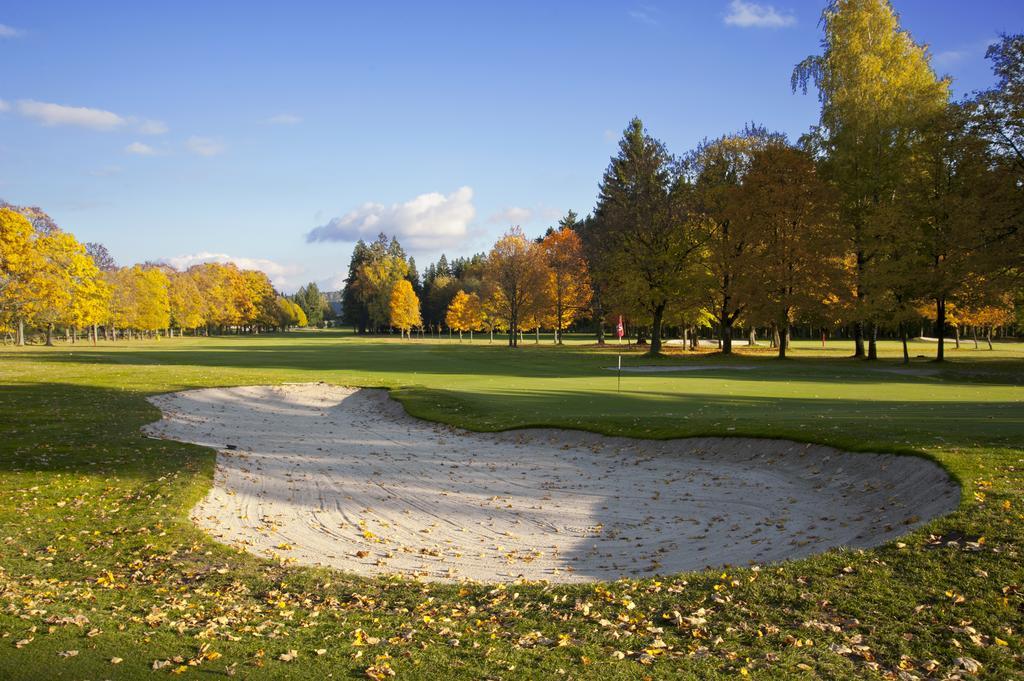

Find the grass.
xmin=0 ymin=330 xmax=1021 ymax=679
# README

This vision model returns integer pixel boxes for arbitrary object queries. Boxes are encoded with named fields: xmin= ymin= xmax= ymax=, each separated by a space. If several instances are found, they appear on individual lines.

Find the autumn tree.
xmin=794 ymin=0 xmax=949 ymax=359
xmin=540 ymin=220 xmax=592 ymax=344
xmin=445 ymin=290 xmax=482 ymax=341
xmin=898 ymin=106 xmax=1013 ymax=360
xmin=168 ymin=270 xmax=205 ymax=334
xmin=690 ymin=128 xmax=782 ymax=353
xmin=485 ymin=228 xmax=549 ymax=347
xmin=107 ymin=266 xmax=171 ymax=337
xmin=594 ymin=118 xmax=705 ymax=354
xmin=738 ymin=143 xmax=844 ymax=358
xmin=388 ymin=279 xmax=421 ymax=338
xmin=0 ymin=208 xmax=44 ymax=345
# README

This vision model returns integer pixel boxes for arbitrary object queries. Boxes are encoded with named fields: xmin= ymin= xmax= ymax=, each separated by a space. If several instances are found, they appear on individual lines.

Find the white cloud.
xmin=163 ymin=252 xmax=304 ymax=290
xmin=16 ymin=99 xmax=126 ymax=130
xmin=124 ymin=141 xmax=157 ymax=156
xmin=488 ymin=206 xmax=533 ymax=225
xmin=185 ymin=135 xmax=225 ymax=156
xmin=267 ymin=113 xmax=302 ymax=125
xmin=0 ymin=24 xmax=22 ymax=38
xmin=137 ymin=119 xmax=168 ymax=134
xmin=724 ymin=0 xmax=795 ymax=28
xmin=0 ymin=99 xmax=9 ymax=112
xmin=307 ymin=186 xmax=476 ymax=250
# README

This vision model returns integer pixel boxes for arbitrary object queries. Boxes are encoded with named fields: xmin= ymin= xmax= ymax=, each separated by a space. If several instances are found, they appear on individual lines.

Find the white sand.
xmin=145 ymin=384 xmax=959 ymax=583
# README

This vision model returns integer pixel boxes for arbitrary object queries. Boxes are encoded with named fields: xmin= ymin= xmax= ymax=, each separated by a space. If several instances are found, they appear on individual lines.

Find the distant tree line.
xmin=0 ymin=206 xmax=310 ymax=345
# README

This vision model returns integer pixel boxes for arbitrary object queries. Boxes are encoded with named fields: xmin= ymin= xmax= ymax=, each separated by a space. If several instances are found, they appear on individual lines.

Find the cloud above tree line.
xmin=10 ymin=99 xmax=167 ymax=133
xmin=306 ymin=186 xmax=476 ymax=250
xmin=724 ymin=0 xmax=796 ymax=28
xmin=161 ymin=252 xmax=304 ymax=290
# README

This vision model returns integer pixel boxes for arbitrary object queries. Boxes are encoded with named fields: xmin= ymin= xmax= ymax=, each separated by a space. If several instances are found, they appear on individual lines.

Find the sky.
xmin=1 ymin=1 xmax=1021 ymax=293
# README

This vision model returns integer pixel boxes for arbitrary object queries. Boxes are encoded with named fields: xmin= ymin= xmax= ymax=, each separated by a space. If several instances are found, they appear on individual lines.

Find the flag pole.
xmin=616 ymin=315 xmax=624 ymax=393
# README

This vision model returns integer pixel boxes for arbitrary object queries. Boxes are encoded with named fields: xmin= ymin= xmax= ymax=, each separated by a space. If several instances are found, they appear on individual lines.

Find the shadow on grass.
xmin=0 ymin=381 xmax=213 ymax=481
xmin=12 ymin=338 xmax=1024 ymax=387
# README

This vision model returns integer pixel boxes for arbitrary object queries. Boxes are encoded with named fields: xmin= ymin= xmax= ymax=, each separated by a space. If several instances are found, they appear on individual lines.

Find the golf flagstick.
xmin=616 ymin=315 xmax=625 ymax=392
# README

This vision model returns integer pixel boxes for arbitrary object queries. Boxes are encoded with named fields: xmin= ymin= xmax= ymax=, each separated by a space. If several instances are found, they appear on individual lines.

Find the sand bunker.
xmin=145 ymin=384 xmax=958 ymax=583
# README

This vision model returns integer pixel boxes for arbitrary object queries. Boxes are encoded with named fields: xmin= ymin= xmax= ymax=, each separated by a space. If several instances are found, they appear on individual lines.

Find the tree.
xmin=388 ymin=279 xmax=421 ymax=338
xmin=540 ymin=221 xmax=592 ymax=344
xmin=424 ymin=275 xmax=460 ymax=332
xmin=294 ymin=282 xmax=327 ymax=327
xmin=969 ymin=34 xmax=1024 ymax=173
xmin=85 ymin=242 xmax=117 ymax=272
xmin=794 ymin=0 xmax=950 ymax=359
xmin=341 ymin=240 xmax=371 ymax=333
xmin=899 ymin=106 xmax=1012 ymax=360
xmin=0 ymin=208 xmax=44 ymax=345
xmin=26 ymin=231 xmax=107 ymax=346
xmin=594 ymin=118 xmax=705 ymax=354
xmin=738 ymin=143 xmax=845 ymax=358
xmin=237 ymin=269 xmax=276 ymax=332
xmin=107 ymin=266 xmax=170 ymax=337
xmin=168 ymin=270 xmax=206 ymax=333
xmin=445 ymin=290 xmax=483 ymax=341
xmin=691 ymin=128 xmax=782 ymax=353
xmin=274 ymin=296 xmax=306 ymax=330
xmin=485 ymin=228 xmax=549 ymax=347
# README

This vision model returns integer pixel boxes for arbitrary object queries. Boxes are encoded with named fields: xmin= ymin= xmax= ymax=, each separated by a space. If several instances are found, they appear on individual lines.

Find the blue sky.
xmin=1 ymin=1 xmax=1020 ymax=292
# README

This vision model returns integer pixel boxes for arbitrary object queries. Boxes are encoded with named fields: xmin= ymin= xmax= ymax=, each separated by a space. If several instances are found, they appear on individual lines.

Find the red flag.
xmin=616 ymin=316 xmax=624 ymax=339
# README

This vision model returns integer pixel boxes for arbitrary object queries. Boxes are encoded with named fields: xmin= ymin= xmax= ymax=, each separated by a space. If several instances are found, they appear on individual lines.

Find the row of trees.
xmin=1 ymin=206 xmax=310 ymax=345
xmin=337 ymin=2 xmax=1022 ymax=360
xmin=339 ymin=223 xmax=593 ymax=347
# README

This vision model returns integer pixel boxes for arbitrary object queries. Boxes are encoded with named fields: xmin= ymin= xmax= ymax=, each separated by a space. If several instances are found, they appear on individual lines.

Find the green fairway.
xmin=1 ymin=332 xmax=1022 ymax=679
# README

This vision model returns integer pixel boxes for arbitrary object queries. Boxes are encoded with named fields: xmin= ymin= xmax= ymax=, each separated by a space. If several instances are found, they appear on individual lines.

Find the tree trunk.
xmin=935 ymin=297 xmax=946 ymax=362
xmin=867 ymin=323 xmax=878 ymax=360
xmin=954 ymin=325 xmax=960 ymax=350
xmin=45 ymin=324 xmax=54 ymax=346
xmin=853 ymin=321 xmax=865 ymax=358
xmin=899 ymin=321 xmax=909 ymax=364
xmin=556 ymin=300 xmax=564 ymax=345
xmin=749 ymin=328 xmax=757 ymax=346
xmin=649 ymin=302 xmax=666 ymax=354
xmin=721 ymin=317 xmax=733 ymax=354
xmin=16 ymin=318 xmax=25 ymax=346
xmin=535 ymin=326 xmax=540 ymax=344
xmin=972 ymin=326 xmax=979 ymax=350
xmin=771 ymin=325 xmax=780 ymax=348
xmin=777 ymin=322 xmax=789 ymax=359
xmin=986 ymin=327 xmax=993 ymax=350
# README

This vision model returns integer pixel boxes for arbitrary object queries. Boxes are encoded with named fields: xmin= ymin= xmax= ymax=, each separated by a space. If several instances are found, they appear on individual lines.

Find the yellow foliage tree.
xmin=168 ymin=270 xmax=206 ymax=333
xmin=541 ymin=227 xmax=591 ymax=344
xmin=27 ymin=231 xmax=107 ymax=345
xmin=0 ymin=208 xmax=44 ymax=344
xmin=485 ymin=228 xmax=549 ymax=347
xmin=445 ymin=290 xmax=483 ymax=341
xmin=388 ymin=279 xmax=421 ymax=338
xmin=107 ymin=266 xmax=170 ymax=337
